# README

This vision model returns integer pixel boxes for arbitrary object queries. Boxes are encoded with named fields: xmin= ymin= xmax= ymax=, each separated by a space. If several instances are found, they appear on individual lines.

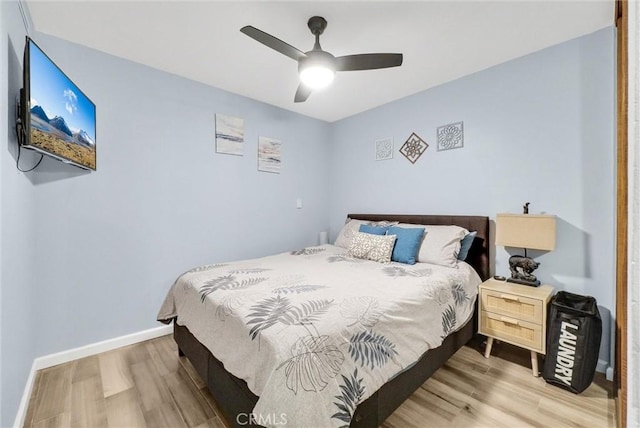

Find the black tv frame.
xmin=19 ymin=36 xmax=96 ymax=171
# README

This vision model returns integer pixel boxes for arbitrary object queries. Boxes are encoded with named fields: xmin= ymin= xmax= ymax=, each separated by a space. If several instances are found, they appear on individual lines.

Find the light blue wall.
xmin=1 ymin=1 xmax=37 ymax=426
xmin=329 ymin=27 xmax=616 ymax=370
xmin=29 ymin=33 xmax=332 ymax=358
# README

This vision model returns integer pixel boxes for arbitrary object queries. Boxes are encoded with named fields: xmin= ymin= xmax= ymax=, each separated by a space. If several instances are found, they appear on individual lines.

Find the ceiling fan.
xmin=240 ymin=16 xmax=403 ymax=103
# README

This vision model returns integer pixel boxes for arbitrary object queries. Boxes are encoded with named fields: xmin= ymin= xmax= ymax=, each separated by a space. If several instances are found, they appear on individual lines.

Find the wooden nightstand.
xmin=478 ymin=278 xmax=554 ymax=377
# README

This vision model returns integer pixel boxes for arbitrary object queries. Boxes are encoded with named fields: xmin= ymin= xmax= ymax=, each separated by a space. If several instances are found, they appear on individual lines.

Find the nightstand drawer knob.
xmin=500 ymin=294 xmax=520 ymax=302
xmin=500 ymin=316 xmax=520 ymax=326
xmin=486 ymin=313 xmax=521 ymax=326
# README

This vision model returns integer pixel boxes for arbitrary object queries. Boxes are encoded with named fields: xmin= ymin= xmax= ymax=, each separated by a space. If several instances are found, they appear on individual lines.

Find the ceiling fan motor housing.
xmin=307 ymin=16 xmax=328 ymax=36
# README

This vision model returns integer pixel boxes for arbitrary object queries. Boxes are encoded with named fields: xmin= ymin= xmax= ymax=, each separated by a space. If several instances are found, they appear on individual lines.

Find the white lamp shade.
xmin=495 ymin=214 xmax=557 ymax=251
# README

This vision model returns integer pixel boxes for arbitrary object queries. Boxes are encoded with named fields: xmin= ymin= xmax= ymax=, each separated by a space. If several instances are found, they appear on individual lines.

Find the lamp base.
xmin=507 ymin=277 xmax=541 ymax=287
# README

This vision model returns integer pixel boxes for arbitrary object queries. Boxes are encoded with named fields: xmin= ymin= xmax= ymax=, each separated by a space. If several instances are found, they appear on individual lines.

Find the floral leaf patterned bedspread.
xmin=157 ymin=244 xmax=481 ymax=428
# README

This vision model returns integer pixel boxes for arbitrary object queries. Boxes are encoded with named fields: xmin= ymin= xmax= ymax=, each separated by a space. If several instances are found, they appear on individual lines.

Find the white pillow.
xmin=334 ymin=218 xmax=400 ymax=248
xmin=334 ymin=219 xmax=371 ymax=248
xmin=348 ymin=232 xmax=397 ymax=263
xmin=397 ymin=223 xmax=468 ymax=267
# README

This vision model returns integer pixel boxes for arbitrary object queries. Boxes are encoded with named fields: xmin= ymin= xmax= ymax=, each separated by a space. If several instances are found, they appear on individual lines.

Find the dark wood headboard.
xmin=347 ymin=214 xmax=490 ymax=281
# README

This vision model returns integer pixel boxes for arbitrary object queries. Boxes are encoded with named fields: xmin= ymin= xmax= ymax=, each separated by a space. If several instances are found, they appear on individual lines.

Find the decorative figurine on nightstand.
xmin=495 ymin=203 xmax=557 ymax=287
xmin=508 ymin=255 xmax=540 ymax=285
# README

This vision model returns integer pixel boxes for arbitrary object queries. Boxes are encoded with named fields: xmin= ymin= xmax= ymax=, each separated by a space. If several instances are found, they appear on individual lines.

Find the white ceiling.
xmin=25 ymin=1 xmax=614 ymax=122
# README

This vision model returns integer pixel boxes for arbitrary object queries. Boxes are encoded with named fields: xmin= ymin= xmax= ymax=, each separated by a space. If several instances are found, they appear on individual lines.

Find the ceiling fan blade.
xmin=240 ymin=26 xmax=307 ymax=62
xmin=335 ymin=53 xmax=403 ymax=71
xmin=294 ymin=84 xmax=312 ymax=103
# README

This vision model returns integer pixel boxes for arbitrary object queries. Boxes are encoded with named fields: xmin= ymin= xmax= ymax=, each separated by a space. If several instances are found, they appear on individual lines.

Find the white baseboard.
xmin=595 ymin=359 xmax=615 ymax=382
xmin=33 ymin=324 xmax=172 ymax=370
xmin=13 ymin=360 xmax=37 ymax=428
xmin=596 ymin=359 xmax=609 ymax=376
xmin=606 ymin=366 xmax=614 ymax=382
xmin=13 ymin=324 xmax=172 ymax=427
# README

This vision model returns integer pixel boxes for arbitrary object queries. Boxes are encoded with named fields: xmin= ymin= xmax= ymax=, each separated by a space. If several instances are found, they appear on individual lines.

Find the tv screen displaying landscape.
xmin=27 ymin=39 xmax=96 ymax=170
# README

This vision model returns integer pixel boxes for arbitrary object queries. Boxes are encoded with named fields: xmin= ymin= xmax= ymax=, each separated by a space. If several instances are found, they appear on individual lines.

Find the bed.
xmin=158 ymin=214 xmax=490 ymax=428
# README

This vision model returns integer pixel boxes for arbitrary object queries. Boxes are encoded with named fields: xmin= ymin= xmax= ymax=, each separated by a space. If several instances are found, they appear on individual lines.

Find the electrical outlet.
xmin=296 ymin=198 xmax=303 ymax=209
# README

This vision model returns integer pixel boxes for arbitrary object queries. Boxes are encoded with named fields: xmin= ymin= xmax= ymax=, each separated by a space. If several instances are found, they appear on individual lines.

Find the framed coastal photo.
xmin=215 ymin=114 xmax=244 ymax=155
xmin=375 ymin=137 xmax=393 ymax=161
xmin=258 ymin=136 xmax=281 ymax=173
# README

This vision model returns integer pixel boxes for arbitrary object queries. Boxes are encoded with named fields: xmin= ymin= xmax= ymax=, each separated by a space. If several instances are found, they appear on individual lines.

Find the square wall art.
xmin=436 ymin=121 xmax=464 ymax=151
xmin=399 ymin=132 xmax=428 ymax=164
xmin=215 ymin=114 xmax=244 ymax=155
xmin=258 ymin=136 xmax=282 ymax=173
xmin=375 ymin=137 xmax=394 ymax=161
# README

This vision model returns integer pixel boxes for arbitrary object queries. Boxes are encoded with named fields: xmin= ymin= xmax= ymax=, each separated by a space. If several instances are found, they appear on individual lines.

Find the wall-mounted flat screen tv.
xmin=21 ymin=37 xmax=96 ymax=170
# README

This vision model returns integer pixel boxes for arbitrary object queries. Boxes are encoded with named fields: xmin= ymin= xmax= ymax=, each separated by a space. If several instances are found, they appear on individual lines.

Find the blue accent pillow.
xmin=359 ymin=224 xmax=389 ymax=235
xmin=458 ymin=231 xmax=477 ymax=261
xmin=387 ymin=226 xmax=425 ymax=265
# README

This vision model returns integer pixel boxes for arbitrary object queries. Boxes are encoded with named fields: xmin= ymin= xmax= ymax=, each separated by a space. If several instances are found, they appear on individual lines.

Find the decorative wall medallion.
xmin=375 ymin=137 xmax=393 ymax=161
xmin=399 ymin=132 xmax=428 ymax=164
xmin=215 ymin=114 xmax=244 ymax=155
xmin=437 ymin=121 xmax=464 ymax=151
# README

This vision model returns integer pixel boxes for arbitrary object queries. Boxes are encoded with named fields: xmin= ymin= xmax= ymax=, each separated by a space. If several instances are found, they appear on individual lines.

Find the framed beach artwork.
xmin=215 ymin=114 xmax=244 ymax=155
xmin=258 ymin=136 xmax=282 ymax=173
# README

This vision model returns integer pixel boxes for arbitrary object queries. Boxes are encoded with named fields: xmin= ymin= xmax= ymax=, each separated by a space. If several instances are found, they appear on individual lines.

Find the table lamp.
xmin=495 ymin=213 xmax=556 ymax=287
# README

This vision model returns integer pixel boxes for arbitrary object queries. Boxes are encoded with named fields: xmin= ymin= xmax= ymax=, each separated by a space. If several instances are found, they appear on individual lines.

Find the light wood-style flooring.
xmin=23 ymin=335 xmax=615 ymax=428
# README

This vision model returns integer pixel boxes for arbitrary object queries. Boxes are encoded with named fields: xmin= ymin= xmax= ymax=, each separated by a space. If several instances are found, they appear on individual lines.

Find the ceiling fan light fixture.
xmin=299 ymin=65 xmax=335 ymax=89
xmin=298 ymin=51 xmax=336 ymax=90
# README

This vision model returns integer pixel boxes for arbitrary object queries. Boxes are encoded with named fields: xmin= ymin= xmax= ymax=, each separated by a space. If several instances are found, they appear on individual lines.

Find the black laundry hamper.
xmin=542 ymin=291 xmax=602 ymax=393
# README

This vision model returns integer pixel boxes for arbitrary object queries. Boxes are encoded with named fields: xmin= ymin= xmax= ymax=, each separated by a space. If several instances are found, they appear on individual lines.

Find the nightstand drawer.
xmin=481 ymin=289 xmax=543 ymax=324
xmin=480 ymin=311 xmax=544 ymax=353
